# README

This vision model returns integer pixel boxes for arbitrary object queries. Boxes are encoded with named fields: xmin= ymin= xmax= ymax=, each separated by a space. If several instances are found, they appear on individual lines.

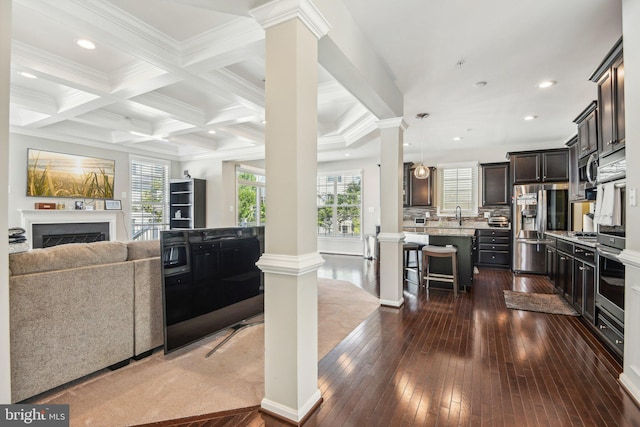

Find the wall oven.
xmin=594 ymin=148 xmax=625 ymax=357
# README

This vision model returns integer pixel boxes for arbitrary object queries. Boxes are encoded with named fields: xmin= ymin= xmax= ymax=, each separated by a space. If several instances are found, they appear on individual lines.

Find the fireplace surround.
xmin=19 ymin=209 xmax=118 ymax=249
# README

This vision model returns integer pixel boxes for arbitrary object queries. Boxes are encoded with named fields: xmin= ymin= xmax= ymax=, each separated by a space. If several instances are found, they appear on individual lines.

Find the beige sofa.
xmin=8 ymin=240 xmax=162 ymax=403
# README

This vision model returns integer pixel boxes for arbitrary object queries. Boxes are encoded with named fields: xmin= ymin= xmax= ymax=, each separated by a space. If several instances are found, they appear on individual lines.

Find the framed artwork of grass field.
xmin=27 ymin=149 xmax=115 ymax=199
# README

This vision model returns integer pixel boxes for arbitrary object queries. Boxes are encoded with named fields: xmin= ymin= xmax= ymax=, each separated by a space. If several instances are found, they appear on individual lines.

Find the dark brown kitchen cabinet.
xmin=481 ymin=162 xmax=510 ymax=206
xmin=409 ymin=165 xmax=435 ymax=206
xmin=556 ymin=240 xmax=574 ymax=302
xmin=573 ymin=101 xmax=598 ymax=158
xmin=402 ymin=162 xmax=411 ymax=207
xmin=574 ymin=244 xmax=596 ymax=323
xmin=476 ymin=229 xmax=511 ymax=269
xmin=510 ymin=149 xmax=568 ymax=184
xmin=590 ymin=38 xmax=624 ymax=159
xmin=545 ymin=237 xmax=557 ymax=285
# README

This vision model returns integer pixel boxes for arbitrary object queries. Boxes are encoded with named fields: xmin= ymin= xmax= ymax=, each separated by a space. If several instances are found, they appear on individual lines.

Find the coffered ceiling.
xmin=9 ymin=0 xmax=623 ymax=163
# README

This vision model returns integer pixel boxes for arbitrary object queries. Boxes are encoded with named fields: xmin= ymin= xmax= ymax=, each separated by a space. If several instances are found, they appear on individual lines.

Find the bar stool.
xmin=403 ymin=242 xmax=421 ymax=283
xmin=421 ymin=245 xmax=459 ymax=298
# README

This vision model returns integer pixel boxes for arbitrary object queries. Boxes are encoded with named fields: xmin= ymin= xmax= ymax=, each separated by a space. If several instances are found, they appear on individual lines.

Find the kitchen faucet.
xmin=456 ymin=206 xmax=462 ymax=226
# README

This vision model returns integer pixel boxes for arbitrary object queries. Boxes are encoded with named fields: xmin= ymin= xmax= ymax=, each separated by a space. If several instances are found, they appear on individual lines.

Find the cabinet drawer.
xmin=478 ymin=236 xmax=510 ymax=245
xmin=479 ymin=243 xmax=510 ymax=252
xmin=477 ymin=229 xmax=510 ymax=238
xmin=479 ymin=251 xmax=510 ymax=265
xmin=557 ymin=240 xmax=573 ymax=254
xmin=596 ymin=311 xmax=624 ymax=356
xmin=574 ymin=245 xmax=595 ymax=264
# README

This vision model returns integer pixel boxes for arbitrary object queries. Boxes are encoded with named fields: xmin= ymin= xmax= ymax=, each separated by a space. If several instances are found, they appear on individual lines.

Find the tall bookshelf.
xmin=169 ymin=178 xmax=206 ymax=229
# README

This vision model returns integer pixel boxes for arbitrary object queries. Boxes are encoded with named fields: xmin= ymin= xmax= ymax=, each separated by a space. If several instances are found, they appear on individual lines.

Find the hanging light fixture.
xmin=413 ymin=112 xmax=430 ymax=179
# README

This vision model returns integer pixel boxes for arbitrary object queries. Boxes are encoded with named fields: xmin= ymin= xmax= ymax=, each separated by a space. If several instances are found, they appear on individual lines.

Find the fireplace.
xmin=32 ymin=222 xmax=110 ymax=248
xmin=19 ymin=209 xmax=118 ymax=249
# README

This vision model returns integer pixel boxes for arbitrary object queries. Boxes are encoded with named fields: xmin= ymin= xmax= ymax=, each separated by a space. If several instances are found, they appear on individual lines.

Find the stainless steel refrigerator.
xmin=512 ymin=183 xmax=569 ymax=273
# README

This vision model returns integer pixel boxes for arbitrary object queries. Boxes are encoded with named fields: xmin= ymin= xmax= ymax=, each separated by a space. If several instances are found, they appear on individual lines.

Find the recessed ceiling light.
xmin=524 ymin=115 xmax=538 ymax=121
xmin=208 ymin=130 xmax=216 ymax=134
xmin=403 ymin=142 xmax=410 ymax=147
xmin=344 ymin=153 xmax=351 ymax=157
xmin=474 ymin=81 xmax=487 ymax=88
xmin=76 ymin=39 xmax=96 ymax=50
xmin=19 ymin=71 xmax=37 ymax=79
xmin=537 ymin=80 xmax=556 ymax=89
xmin=453 ymin=136 xmax=463 ymax=141
xmin=261 ymin=119 xmax=266 ymax=124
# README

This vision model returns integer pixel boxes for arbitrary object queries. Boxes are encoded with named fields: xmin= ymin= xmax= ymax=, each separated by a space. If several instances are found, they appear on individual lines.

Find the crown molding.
xmin=343 ymin=114 xmax=377 ymax=146
xmin=250 ymin=0 xmax=331 ymax=40
xmin=181 ymin=17 xmax=264 ymax=66
xmin=10 ymin=86 xmax=58 ymax=114
xmin=376 ymin=117 xmax=408 ymax=131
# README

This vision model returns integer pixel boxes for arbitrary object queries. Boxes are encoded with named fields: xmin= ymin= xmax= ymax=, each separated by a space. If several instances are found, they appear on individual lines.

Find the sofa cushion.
xmin=126 ymin=240 xmax=160 ymax=261
xmin=9 ymin=241 xmax=128 ymax=276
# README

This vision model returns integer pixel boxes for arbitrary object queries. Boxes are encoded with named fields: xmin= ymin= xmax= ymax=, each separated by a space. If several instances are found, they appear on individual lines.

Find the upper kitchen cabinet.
xmin=509 ymin=149 xmax=568 ymax=184
xmin=409 ymin=165 xmax=435 ymax=206
xmin=573 ymin=101 xmax=598 ymax=158
xmin=481 ymin=162 xmax=510 ymax=206
xmin=590 ymin=38 xmax=624 ymax=159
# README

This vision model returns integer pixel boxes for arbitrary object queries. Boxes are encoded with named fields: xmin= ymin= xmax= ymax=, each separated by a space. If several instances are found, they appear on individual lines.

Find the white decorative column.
xmin=619 ymin=0 xmax=640 ymax=402
xmin=377 ymin=118 xmax=407 ymax=307
xmin=0 ymin=0 xmax=11 ymax=404
xmin=250 ymin=0 xmax=330 ymax=423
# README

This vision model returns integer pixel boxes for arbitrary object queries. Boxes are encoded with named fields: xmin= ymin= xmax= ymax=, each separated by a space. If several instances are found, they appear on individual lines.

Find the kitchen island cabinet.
xmin=405 ymin=228 xmax=475 ymax=292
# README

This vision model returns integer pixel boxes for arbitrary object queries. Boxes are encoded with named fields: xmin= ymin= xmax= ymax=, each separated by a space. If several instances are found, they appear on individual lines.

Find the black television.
xmin=161 ymin=226 xmax=265 ymax=353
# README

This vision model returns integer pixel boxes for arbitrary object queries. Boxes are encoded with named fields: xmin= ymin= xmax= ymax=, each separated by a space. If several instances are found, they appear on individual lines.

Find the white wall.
xmin=179 ymin=158 xmax=237 ymax=228
xmin=9 ymin=133 xmax=180 ymax=241
xmin=619 ymin=0 xmax=640 ymax=403
xmin=0 ymin=0 xmax=12 ymax=405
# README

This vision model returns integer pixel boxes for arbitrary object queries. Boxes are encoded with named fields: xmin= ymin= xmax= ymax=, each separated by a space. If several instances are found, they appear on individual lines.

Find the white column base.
xmin=261 ymin=389 xmax=322 ymax=423
xmin=379 ymin=297 xmax=404 ymax=308
xmin=620 ymin=373 xmax=640 ymax=406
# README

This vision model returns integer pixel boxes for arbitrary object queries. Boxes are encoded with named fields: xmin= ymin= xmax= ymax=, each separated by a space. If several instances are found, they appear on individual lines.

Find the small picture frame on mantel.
xmin=104 ymin=199 xmax=122 ymax=210
xmin=74 ymin=200 xmax=84 ymax=210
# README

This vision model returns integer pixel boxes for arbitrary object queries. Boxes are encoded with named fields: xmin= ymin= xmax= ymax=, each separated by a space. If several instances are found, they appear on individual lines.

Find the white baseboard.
xmin=261 ymin=389 xmax=321 ymax=423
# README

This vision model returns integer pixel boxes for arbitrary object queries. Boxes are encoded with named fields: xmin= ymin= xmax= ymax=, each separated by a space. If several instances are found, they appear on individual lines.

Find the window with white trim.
xmin=130 ymin=158 xmax=169 ymax=240
xmin=437 ymin=163 xmax=479 ymax=216
xmin=317 ymin=172 xmax=362 ymax=238
xmin=237 ymin=166 xmax=266 ymax=226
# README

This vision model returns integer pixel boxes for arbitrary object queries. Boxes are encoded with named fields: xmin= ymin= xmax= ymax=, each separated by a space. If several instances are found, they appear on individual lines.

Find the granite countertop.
xmin=403 ymin=220 xmax=511 ymax=233
xmin=545 ymin=231 xmax=597 ymax=248
xmin=404 ymin=228 xmax=476 ymax=237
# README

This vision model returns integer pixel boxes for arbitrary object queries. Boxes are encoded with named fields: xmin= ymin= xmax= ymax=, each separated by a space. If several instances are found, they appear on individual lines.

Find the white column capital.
xmin=377 ymin=232 xmax=405 ymax=243
xmin=376 ymin=117 xmax=408 ymax=131
xmin=256 ymin=252 xmax=325 ymax=276
xmin=250 ymin=0 xmax=332 ymax=40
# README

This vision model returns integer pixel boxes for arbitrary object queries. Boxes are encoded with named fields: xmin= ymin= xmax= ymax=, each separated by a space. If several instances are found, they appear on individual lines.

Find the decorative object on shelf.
xmin=74 ymin=200 xmax=84 ymax=210
xmin=184 ymin=169 xmax=191 ymax=179
xmin=34 ymin=202 xmax=56 ymax=210
xmin=104 ymin=199 xmax=122 ymax=210
xmin=56 ymin=203 xmax=65 ymax=210
xmin=413 ymin=113 xmax=430 ymax=180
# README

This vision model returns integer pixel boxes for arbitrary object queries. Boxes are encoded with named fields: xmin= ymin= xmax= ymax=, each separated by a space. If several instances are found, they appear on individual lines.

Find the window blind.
xmin=130 ymin=159 xmax=169 ymax=240
xmin=438 ymin=165 xmax=478 ymax=215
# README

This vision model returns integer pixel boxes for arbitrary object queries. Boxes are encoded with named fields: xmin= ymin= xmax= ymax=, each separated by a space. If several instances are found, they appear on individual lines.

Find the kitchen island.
xmin=404 ymin=226 xmax=477 ymax=292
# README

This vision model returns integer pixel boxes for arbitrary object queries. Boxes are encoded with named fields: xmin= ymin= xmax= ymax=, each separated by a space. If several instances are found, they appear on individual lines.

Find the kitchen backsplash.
xmin=403 ymin=205 xmax=511 ymax=223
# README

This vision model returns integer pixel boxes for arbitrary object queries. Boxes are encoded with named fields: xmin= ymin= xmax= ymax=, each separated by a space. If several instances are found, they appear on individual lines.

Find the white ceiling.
xmin=9 ymin=0 xmax=623 ymax=164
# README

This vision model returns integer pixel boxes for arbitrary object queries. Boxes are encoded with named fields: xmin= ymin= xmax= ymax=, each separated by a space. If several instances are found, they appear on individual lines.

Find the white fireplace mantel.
xmin=19 ymin=209 xmax=118 ymax=249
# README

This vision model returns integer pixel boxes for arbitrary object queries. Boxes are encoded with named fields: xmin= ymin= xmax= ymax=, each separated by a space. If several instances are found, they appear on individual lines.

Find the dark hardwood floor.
xmin=146 ymin=254 xmax=640 ymax=427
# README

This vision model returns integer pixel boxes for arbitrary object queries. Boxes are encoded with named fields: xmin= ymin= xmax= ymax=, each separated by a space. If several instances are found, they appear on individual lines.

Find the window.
xmin=437 ymin=163 xmax=479 ymax=216
xmin=317 ymin=172 xmax=362 ymax=238
xmin=130 ymin=158 xmax=169 ymax=240
xmin=237 ymin=166 xmax=266 ymax=226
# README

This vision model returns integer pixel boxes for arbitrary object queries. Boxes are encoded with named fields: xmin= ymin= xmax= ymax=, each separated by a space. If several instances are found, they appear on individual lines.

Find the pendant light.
xmin=413 ymin=112 xmax=430 ymax=179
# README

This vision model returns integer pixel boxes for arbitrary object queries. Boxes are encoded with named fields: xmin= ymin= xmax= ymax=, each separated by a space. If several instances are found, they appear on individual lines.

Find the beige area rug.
xmin=34 ymin=278 xmax=379 ymax=426
xmin=503 ymin=290 xmax=579 ymax=316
